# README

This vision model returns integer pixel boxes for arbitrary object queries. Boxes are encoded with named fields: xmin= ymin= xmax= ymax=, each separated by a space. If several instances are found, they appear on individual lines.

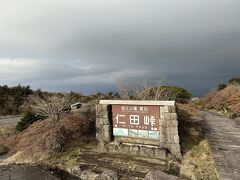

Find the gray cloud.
xmin=0 ymin=0 xmax=240 ymax=96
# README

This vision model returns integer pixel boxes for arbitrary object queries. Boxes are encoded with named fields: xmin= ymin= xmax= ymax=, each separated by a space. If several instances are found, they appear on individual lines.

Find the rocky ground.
xmin=0 ymin=164 xmax=180 ymax=180
xmin=1 ymin=142 xmax=180 ymax=179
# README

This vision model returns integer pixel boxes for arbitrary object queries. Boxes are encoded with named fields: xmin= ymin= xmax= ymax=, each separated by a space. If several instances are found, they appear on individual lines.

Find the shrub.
xmin=16 ymin=112 xmax=43 ymax=132
xmin=14 ymin=109 xmax=94 ymax=158
xmin=0 ymin=144 xmax=9 ymax=155
xmin=217 ymin=84 xmax=227 ymax=91
xmin=200 ymin=85 xmax=240 ymax=118
xmin=159 ymin=86 xmax=192 ymax=102
xmin=28 ymin=93 xmax=79 ymax=123
xmin=228 ymin=77 xmax=240 ymax=85
xmin=38 ymin=126 xmax=71 ymax=154
xmin=141 ymin=86 xmax=192 ymax=103
xmin=79 ymin=104 xmax=96 ymax=137
xmin=117 ymin=81 xmax=192 ymax=102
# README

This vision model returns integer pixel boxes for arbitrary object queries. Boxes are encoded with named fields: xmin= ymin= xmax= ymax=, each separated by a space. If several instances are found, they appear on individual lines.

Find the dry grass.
xmin=180 ymin=140 xmax=217 ymax=180
xmin=200 ymin=85 xmax=240 ymax=118
xmin=11 ymin=106 xmax=96 ymax=162
xmin=177 ymin=103 xmax=218 ymax=179
xmin=177 ymin=103 xmax=204 ymax=154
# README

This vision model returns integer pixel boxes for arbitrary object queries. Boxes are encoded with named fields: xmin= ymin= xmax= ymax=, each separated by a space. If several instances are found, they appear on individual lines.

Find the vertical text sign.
xmin=112 ymin=105 xmax=160 ymax=141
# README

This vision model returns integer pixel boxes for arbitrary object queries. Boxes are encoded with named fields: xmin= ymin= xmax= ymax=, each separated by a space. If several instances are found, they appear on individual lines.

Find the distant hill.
xmin=0 ymin=85 xmax=33 ymax=116
xmin=0 ymin=84 xmax=118 ymax=116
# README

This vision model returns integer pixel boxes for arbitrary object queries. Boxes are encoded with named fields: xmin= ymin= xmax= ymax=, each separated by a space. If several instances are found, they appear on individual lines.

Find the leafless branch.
xmin=27 ymin=93 xmax=78 ymax=123
xmin=116 ymin=80 xmax=177 ymax=101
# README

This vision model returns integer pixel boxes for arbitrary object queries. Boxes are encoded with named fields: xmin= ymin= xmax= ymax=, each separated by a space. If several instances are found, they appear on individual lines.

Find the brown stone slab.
xmin=112 ymin=105 xmax=161 ymax=142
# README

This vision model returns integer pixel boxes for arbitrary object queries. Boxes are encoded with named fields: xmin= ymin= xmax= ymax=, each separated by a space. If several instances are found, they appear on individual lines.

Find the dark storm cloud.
xmin=0 ymin=0 xmax=240 ymax=96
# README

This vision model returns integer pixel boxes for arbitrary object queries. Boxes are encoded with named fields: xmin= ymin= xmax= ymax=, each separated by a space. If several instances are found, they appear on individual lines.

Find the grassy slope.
xmin=3 ymin=108 xmax=95 ymax=164
xmin=199 ymin=85 xmax=240 ymax=119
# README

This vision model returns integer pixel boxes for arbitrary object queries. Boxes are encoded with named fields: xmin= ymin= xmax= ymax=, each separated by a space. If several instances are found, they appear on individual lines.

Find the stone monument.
xmin=96 ymin=100 xmax=181 ymax=159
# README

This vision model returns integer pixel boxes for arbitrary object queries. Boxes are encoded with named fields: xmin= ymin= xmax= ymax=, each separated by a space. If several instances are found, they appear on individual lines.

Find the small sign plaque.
xmin=112 ymin=105 xmax=160 ymax=140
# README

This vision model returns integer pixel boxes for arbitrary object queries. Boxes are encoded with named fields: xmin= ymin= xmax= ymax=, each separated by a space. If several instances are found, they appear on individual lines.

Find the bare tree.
xmin=28 ymin=93 xmax=78 ymax=124
xmin=116 ymin=80 xmax=135 ymax=100
xmin=116 ymin=80 xmax=177 ymax=101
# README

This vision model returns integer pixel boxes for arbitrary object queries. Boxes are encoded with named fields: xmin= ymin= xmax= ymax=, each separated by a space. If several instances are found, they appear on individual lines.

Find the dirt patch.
xmin=44 ymin=144 xmax=169 ymax=179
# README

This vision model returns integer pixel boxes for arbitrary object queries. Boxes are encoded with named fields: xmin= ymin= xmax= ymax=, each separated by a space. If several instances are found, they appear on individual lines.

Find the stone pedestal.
xmin=96 ymin=100 xmax=182 ymax=159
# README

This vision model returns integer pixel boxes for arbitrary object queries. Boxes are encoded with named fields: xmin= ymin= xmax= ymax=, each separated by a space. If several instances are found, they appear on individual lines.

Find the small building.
xmin=70 ymin=102 xmax=82 ymax=110
xmin=191 ymin=97 xmax=199 ymax=101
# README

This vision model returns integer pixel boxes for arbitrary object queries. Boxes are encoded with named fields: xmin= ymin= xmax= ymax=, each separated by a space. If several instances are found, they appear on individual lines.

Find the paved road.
xmin=0 ymin=165 xmax=59 ymax=180
xmin=0 ymin=154 xmax=10 ymax=162
xmin=202 ymin=111 xmax=240 ymax=180
xmin=0 ymin=116 xmax=22 ymax=126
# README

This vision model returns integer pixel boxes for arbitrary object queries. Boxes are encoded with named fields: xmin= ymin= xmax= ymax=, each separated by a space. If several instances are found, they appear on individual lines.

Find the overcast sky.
xmin=0 ymin=0 xmax=240 ymax=96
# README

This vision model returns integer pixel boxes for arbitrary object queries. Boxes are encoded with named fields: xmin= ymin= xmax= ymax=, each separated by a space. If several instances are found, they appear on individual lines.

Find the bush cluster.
xmin=16 ymin=112 xmax=43 ymax=132
xmin=217 ymin=84 xmax=227 ymax=91
xmin=216 ymin=76 xmax=240 ymax=91
xmin=141 ymin=86 xmax=191 ymax=102
xmin=158 ymin=86 xmax=192 ymax=102
xmin=228 ymin=77 xmax=240 ymax=85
